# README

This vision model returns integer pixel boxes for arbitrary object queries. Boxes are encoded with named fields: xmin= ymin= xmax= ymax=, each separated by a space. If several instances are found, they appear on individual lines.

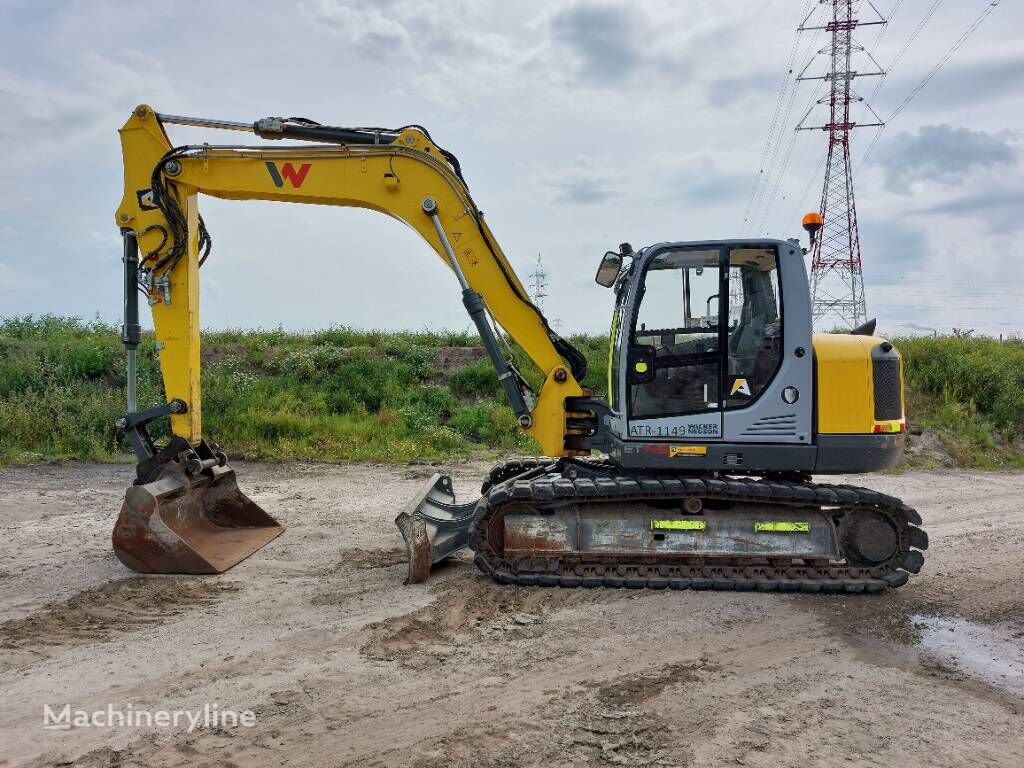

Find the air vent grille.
xmin=741 ymin=414 xmax=797 ymax=436
xmin=873 ymin=357 xmax=902 ymax=421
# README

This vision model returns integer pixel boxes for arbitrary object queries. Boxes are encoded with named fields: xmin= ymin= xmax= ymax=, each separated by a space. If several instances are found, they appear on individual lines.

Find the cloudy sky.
xmin=0 ymin=0 xmax=1020 ymax=336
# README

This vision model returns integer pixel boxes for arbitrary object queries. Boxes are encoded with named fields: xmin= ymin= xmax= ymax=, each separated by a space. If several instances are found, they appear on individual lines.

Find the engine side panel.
xmin=813 ymin=333 xmax=906 ymax=435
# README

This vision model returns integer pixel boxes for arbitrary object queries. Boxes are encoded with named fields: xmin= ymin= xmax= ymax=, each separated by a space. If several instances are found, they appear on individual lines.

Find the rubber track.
xmin=470 ymin=465 xmax=928 ymax=593
xmin=480 ymin=456 xmax=558 ymax=494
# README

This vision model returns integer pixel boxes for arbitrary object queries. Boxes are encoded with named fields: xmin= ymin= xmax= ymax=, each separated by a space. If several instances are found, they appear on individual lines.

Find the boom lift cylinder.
xmin=423 ymin=197 xmax=532 ymax=427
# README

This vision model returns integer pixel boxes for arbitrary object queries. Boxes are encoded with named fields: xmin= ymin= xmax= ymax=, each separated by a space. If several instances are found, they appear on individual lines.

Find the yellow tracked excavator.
xmin=111 ymin=106 xmax=927 ymax=592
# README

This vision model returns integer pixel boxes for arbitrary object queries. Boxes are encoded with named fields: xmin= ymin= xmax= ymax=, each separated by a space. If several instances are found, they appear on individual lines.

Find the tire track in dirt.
xmin=0 ymin=577 xmax=242 ymax=665
xmin=358 ymin=578 xmax=628 ymax=661
xmin=327 ymin=547 xmax=409 ymax=572
xmin=411 ymin=660 xmax=718 ymax=768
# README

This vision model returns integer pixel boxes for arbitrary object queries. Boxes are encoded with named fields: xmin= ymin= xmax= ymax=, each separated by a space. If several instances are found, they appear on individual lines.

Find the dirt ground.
xmin=1 ymin=461 xmax=1022 ymax=768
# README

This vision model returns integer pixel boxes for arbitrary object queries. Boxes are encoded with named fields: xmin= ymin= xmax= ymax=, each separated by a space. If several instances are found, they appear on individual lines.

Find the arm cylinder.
xmin=121 ymin=230 xmax=141 ymax=414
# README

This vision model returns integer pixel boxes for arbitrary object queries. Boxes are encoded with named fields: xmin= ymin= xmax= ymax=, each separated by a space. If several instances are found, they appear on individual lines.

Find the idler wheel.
xmin=843 ymin=511 xmax=899 ymax=565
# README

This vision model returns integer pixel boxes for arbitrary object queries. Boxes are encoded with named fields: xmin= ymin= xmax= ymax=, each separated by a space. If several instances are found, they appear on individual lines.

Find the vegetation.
xmin=0 ymin=315 xmax=1020 ymax=468
xmin=0 ymin=316 xmax=608 ymax=464
xmin=897 ymin=335 xmax=1024 ymax=469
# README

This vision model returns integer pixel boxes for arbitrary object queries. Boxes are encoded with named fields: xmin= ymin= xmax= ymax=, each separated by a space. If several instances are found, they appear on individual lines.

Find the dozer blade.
xmin=113 ymin=460 xmax=283 ymax=574
xmin=395 ymin=473 xmax=477 ymax=584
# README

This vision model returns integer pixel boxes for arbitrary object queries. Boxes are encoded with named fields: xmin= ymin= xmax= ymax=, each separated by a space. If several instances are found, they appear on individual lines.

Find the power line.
xmin=749 ymin=42 xmax=829 ymax=234
xmin=741 ymin=0 xmax=814 ymax=232
xmin=751 ymin=80 xmax=817 ymax=233
xmin=877 ymin=0 xmax=945 ymax=89
xmin=755 ymin=81 xmax=826 ymax=233
xmin=755 ymin=128 xmax=805 ymax=233
xmin=786 ymin=150 xmax=828 ymax=227
xmin=867 ymin=0 xmax=906 ymax=52
xmin=758 ymin=1 xmax=888 ymax=236
xmin=854 ymin=0 xmax=945 ymax=166
xmin=887 ymin=0 xmax=1001 ymax=122
xmin=855 ymin=125 xmax=886 ymax=174
xmin=856 ymin=0 xmax=1000 ymax=171
xmin=741 ymin=3 xmax=811 ymax=231
xmin=747 ymin=3 xmax=829 ymax=232
xmin=852 ymin=0 xmax=908 ymax=124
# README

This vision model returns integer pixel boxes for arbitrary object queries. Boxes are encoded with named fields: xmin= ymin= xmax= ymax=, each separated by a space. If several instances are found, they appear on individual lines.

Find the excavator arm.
xmin=115 ymin=105 xmax=586 ymax=457
xmin=112 ymin=105 xmax=593 ymax=579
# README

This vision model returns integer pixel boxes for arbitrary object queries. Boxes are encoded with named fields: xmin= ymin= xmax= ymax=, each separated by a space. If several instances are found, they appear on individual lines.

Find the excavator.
xmin=112 ymin=106 xmax=927 ymax=592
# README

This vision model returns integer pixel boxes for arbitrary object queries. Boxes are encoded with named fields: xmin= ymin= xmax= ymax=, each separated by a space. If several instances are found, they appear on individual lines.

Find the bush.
xmin=449 ymin=358 xmax=503 ymax=399
xmin=896 ymin=336 xmax=1024 ymax=436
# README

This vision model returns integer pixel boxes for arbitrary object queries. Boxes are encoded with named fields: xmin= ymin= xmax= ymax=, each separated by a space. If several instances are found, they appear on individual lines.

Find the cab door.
xmin=624 ymin=246 xmax=726 ymax=440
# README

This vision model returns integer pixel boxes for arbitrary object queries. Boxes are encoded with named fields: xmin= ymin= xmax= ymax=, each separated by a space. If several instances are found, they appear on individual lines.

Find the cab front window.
xmin=628 ymin=248 xmax=723 ymax=419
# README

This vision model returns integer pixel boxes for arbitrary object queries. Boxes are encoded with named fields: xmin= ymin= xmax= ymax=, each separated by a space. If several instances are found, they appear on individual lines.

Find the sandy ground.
xmin=0 ymin=461 xmax=1022 ymax=768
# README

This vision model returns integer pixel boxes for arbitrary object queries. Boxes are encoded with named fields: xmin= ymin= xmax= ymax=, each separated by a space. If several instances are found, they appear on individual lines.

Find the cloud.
xmin=858 ymin=218 xmax=929 ymax=281
xmin=549 ymin=4 xmax=640 ymax=82
xmin=878 ymin=53 xmax=1024 ymax=114
xmin=0 ymin=48 xmax=181 ymax=178
xmin=300 ymin=0 xmax=528 ymax=105
xmin=678 ymin=164 xmax=747 ymax=206
xmin=300 ymin=0 xmax=519 ymax=67
xmin=705 ymin=73 xmax=778 ymax=109
xmin=874 ymin=124 xmax=1016 ymax=194
xmin=549 ymin=170 xmax=618 ymax=204
xmin=916 ymin=187 xmax=1024 ymax=233
xmin=300 ymin=0 xmax=416 ymax=60
xmin=0 ymin=261 xmax=19 ymax=290
xmin=538 ymin=1 xmax=693 ymax=89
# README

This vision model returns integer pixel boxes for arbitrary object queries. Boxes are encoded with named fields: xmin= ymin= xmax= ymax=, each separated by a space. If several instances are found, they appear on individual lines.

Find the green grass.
xmin=896 ymin=336 xmax=1024 ymax=469
xmin=0 ymin=315 xmax=543 ymax=464
xmin=0 ymin=315 xmax=1020 ymax=469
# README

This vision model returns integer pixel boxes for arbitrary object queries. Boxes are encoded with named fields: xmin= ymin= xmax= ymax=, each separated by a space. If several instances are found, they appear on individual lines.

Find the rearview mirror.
xmin=595 ymin=251 xmax=622 ymax=287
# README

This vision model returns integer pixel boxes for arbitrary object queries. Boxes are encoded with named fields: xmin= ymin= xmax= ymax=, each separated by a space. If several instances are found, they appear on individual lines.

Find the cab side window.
xmin=726 ymin=247 xmax=782 ymax=408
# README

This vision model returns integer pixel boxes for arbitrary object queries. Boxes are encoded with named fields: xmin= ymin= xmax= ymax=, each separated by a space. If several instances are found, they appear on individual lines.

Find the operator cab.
xmin=598 ymin=239 xmax=814 ymax=461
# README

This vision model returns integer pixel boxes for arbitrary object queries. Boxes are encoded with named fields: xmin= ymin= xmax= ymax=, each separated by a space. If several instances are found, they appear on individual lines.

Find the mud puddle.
xmin=818 ymin=595 xmax=1024 ymax=697
xmin=912 ymin=614 xmax=1024 ymax=696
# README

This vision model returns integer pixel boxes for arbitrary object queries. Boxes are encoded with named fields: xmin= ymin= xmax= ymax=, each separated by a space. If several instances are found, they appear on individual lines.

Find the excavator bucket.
xmin=395 ymin=474 xmax=477 ymax=583
xmin=112 ymin=459 xmax=283 ymax=574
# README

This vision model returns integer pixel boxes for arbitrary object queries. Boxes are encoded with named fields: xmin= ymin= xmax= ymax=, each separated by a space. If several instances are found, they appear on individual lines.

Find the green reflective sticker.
xmin=754 ymin=521 xmax=810 ymax=533
xmin=651 ymin=520 xmax=706 ymax=531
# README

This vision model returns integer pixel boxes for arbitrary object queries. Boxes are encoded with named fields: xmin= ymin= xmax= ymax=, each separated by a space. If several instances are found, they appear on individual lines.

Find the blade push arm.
xmin=115 ymin=105 xmax=585 ymax=456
